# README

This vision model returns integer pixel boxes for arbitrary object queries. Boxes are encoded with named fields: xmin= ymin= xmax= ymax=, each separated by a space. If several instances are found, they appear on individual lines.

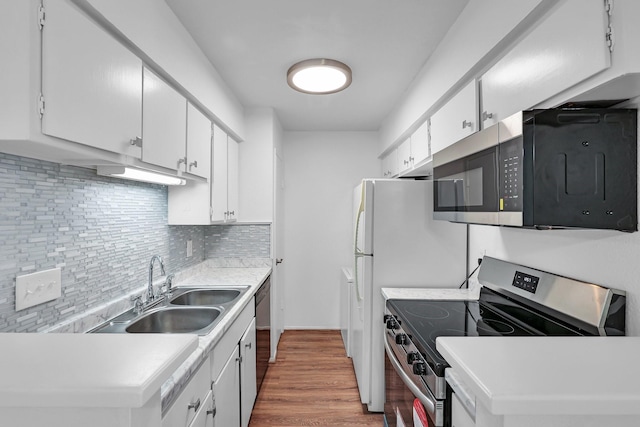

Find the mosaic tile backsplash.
xmin=0 ymin=153 xmax=270 ymax=332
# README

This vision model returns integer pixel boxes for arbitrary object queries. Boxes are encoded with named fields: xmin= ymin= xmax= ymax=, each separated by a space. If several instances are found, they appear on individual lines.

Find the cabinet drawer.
xmin=162 ymin=356 xmax=212 ymax=427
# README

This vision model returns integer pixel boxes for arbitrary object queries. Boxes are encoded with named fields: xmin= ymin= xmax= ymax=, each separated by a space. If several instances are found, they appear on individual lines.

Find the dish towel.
xmin=413 ymin=398 xmax=429 ymax=427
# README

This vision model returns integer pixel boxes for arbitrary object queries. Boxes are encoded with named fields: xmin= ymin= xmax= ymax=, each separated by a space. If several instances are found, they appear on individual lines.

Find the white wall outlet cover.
xmin=15 ymin=268 xmax=62 ymax=311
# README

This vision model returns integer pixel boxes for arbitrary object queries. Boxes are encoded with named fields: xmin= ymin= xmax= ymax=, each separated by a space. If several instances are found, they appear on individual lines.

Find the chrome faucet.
xmin=148 ymin=255 xmax=166 ymax=302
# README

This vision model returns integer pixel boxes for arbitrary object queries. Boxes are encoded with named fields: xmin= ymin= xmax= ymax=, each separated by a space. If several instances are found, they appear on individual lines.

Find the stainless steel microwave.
xmin=433 ymin=108 xmax=637 ymax=231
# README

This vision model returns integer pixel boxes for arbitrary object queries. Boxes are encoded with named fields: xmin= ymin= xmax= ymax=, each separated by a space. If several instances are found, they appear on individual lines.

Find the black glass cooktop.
xmin=387 ymin=288 xmax=583 ymax=376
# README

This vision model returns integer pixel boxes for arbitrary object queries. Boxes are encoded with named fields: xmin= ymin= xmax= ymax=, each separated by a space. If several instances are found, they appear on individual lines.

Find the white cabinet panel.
xmin=212 ymin=347 xmax=240 ymax=427
xmin=186 ymin=103 xmax=211 ymax=179
xmin=240 ymin=318 xmax=257 ymax=427
xmin=451 ymin=392 xmax=475 ymax=427
xmin=382 ymin=150 xmax=398 ymax=178
xmin=227 ymin=137 xmax=239 ymax=222
xmin=142 ymin=68 xmax=187 ymax=170
xmin=410 ymin=121 xmax=430 ymax=165
xmin=480 ymin=0 xmax=610 ymax=128
xmin=397 ymin=137 xmax=412 ymax=174
xmin=431 ymin=80 xmax=478 ymax=155
xmin=41 ymin=0 xmax=142 ymax=157
xmin=211 ymin=124 xmax=229 ymax=222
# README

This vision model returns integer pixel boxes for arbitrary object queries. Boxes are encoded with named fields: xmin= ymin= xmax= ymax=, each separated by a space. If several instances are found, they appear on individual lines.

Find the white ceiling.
xmin=164 ymin=0 xmax=469 ymax=132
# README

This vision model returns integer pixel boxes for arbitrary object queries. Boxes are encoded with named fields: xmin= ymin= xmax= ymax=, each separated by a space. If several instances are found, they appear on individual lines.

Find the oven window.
xmin=433 ymin=145 xmax=499 ymax=213
xmin=436 ymin=167 xmax=483 ymax=208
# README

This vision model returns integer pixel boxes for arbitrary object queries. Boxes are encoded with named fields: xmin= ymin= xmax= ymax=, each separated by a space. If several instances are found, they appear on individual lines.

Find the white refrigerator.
xmin=351 ymin=179 xmax=467 ymax=412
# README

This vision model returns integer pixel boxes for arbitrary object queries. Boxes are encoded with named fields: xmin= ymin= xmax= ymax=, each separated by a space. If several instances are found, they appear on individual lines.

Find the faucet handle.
xmin=130 ymin=295 xmax=144 ymax=314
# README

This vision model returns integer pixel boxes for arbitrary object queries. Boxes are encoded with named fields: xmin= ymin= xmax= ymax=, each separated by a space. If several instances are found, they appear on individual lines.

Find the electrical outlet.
xmin=15 ymin=268 xmax=62 ymax=311
xmin=186 ymin=240 xmax=193 ymax=257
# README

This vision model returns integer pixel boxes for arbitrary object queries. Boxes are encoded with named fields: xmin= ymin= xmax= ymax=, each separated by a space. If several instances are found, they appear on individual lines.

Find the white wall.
xmin=282 ymin=131 xmax=380 ymax=329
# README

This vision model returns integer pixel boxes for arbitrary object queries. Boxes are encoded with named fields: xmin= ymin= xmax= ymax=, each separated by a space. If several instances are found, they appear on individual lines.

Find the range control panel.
xmin=512 ymin=271 xmax=539 ymax=293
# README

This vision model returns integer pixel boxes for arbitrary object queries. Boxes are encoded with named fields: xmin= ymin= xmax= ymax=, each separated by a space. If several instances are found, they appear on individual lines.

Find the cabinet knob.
xmin=189 ymin=160 xmax=198 ymax=170
xmin=245 ymin=342 xmax=252 ymax=349
xmin=228 ymin=210 xmax=235 ymax=216
xmin=462 ymin=120 xmax=473 ymax=129
xmin=206 ymin=407 xmax=217 ymax=418
xmin=482 ymin=111 xmax=494 ymax=122
xmin=403 ymin=160 xmax=409 ymax=165
xmin=129 ymin=136 xmax=142 ymax=147
xmin=177 ymin=157 xmax=187 ymax=167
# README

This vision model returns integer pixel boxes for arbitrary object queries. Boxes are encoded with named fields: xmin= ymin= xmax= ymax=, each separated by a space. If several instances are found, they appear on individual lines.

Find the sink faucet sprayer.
xmin=148 ymin=255 xmax=166 ymax=302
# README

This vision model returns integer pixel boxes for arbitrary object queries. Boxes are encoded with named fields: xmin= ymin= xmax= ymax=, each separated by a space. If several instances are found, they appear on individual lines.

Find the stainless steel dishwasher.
xmin=255 ymin=275 xmax=271 ymax=392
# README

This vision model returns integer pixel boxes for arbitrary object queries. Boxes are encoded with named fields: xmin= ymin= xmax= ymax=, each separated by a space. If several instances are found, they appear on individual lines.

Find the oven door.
xmin=433 ymin=123 xmax=500 ymax=225
xmin=384 ymin=335 xmax=441 ymax=427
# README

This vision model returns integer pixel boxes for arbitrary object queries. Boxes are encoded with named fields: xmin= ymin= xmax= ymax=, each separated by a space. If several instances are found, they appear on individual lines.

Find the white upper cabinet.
xmin=396 ymin=137 xmax=412 ymax=174
xmin=430 ymin=80 xmax=478 ymax=155
xmin=410 ymin=121 xmax=430 ymax=166
xmin=381 ymin=150 xmax=398 ymax=178
xmin=480 ymin=0 xmax=611 ymax=128
xmin=226 ymin=137 xmax=239 ymax=222
xmin=41 ymin=0 xmax=142 ymax=158
xmin=142 ymin=68 xmax=187 ymax=171
xmin=186 ymin=103 xmax=212 ymax=179
xmin=211 ymin=124 xmax=229 ymax=222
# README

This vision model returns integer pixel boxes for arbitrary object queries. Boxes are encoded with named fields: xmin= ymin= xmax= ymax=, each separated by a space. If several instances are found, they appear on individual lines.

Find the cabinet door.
xmin=211 ymin=124 xmax=228 ymax=222
xmin=189 ymin=390 xmax=215 ymax=427
xmin=240 ymin=319 xmax=257 ymax=427
xmin=226 ymin=137 xmax=239 ymax=222
xmin=381 ymin=150 xmax=398 ymax=178
xmin=41 ymin=0 xmax=142 ymax=157
xmin=186 ymin=103 xmax=211 ymax=179
xmin=480 ymin=0 xmax=610 ymax=128
xmin=410 ymin=121 xmax=430 ymax=165
xmin=213 ymin=347 xmax=240 ymax=427
xmin=142 ymin=68 xmax=187 ymax=171
xmin=431 ymin=80 xmax=477 ymax=154
xmin=396 ymin=137 xmax=412 ymax=173
xmin=451 ymin=392 xmax=475 ymax=427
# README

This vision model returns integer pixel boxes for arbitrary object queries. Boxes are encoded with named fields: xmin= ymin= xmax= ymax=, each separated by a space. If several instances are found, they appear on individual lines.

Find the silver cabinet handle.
xmin=129 ymin=136 xmax=142 ymax=147
xmin=189 ymin=160 xmax=198 ymax=170
xmin=482 ymin=111 xmax=494 ymax=122
xmin=177 ymin=157 xmax=187 ymax=168
xmin=409 ymin=156 xmax=414 ymax=162
xmin=187 ymin=398 xmax=201 ymax=412
xmin=462 ymin=120 xmax=473 ymax=129
xmin=276 ymin=258 xmax=283 ymax=265
xmin=228 ymin=210 xmax=235 ymax=216
xmin=206 ymin=407 xmax=216 ymax=418
xmin=403 ymin=159 xmax=409 ymax=165
xmin=245 ymin=342 xmax=252 ymax=349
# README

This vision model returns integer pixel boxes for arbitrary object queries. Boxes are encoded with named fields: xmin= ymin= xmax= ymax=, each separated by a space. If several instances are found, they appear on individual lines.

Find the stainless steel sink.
xmin=125 ymin=306 xmax=222 ymax=334
xmin=169 ymin=288 xmax=242 ymax=306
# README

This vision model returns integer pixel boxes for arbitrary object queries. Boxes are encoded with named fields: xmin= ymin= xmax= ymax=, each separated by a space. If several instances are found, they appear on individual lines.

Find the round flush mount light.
xmin=287 ymin=58 xmax=352 ymax=94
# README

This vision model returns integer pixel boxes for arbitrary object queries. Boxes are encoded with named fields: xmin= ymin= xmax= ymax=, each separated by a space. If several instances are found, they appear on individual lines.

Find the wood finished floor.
xmin=248 ymin=330 xmax=384 ymax=427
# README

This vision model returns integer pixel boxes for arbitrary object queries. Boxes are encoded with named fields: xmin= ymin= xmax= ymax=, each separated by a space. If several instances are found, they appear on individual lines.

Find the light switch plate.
xmin=15 ymin=268 xmax=62 ymax=311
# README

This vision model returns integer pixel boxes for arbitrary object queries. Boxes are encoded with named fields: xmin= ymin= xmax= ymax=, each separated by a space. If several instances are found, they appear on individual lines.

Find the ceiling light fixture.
xmin=287 ymin=58 xmax=352 ymax=94
xmin=97 ymin=166 xmax=186 ymax=186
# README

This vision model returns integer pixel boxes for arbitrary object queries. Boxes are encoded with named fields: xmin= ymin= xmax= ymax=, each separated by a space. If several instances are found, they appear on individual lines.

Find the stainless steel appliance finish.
xmin=255 ymin=275 xmax=271 ymax=393
xmin=383 ymin=256 xmax=626 ymax=427
xmin=433 ymin=108 xmax=638 ymax=231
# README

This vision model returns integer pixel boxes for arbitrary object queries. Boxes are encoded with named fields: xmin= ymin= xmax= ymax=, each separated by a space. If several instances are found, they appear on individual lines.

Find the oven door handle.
xmin=384 ymin=335 xmax=437 ymax=416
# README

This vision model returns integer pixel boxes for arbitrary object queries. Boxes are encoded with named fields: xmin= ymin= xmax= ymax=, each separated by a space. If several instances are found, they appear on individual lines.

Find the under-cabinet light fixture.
xmin=287 ymin=58 xmax=352 ymax=94
xmin=97 ymin=166 xmax=186 ymax=186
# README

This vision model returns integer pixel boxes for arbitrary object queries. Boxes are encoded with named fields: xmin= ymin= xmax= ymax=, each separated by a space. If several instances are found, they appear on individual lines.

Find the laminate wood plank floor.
xmin=248 ymin=330 xmax=384 ymax=426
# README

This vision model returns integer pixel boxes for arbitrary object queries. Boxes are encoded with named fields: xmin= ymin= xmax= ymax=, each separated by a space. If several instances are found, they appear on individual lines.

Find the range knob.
xmin=385 ymin=317 xmax=398 ymax=330
xmin=412 ymin=361 xmax=427 ymax=376
xmin=406 ymin=351 xmax=420 ymax=364
xmin=395 ymin=334 xmax=409 ymax=345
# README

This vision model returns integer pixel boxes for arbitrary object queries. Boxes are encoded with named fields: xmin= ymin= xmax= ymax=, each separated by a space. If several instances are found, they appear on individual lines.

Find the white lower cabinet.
xmin=212 ymin=346 xmax=241 ymax=427
xmin=451 ymin=392 xmax=475 ymax=427
xmin=240 ymin=318 xmax=257 ymax=427
xmin=162 ymin=356 xmax=212 ymax=427
xmin=190 ymin=390 xmax=215 ymax=427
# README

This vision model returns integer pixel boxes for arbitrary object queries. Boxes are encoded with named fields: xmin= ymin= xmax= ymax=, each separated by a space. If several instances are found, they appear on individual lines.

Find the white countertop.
xmin=0 ymin=333 xmax=197 ymax=408
xmin=437 ymin=336 xmax=640 ymax=416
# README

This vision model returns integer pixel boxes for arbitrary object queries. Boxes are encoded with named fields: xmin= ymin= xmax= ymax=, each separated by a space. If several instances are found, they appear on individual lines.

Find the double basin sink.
xmin=91 ymin=286 xmax=250 ymax=335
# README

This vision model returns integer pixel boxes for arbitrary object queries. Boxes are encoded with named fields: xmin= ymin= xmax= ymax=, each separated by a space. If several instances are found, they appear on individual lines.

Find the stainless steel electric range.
xmin=383 ymin=256 xmax=626 ymax=427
